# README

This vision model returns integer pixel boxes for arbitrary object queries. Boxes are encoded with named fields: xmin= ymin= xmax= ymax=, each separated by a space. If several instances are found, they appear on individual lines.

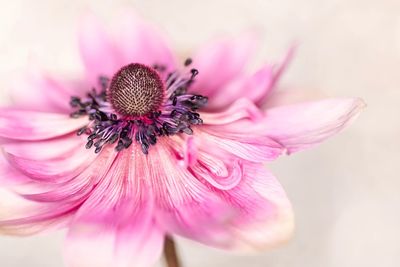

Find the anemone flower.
xmin=0 ymin=11 xmax=364 ymax=267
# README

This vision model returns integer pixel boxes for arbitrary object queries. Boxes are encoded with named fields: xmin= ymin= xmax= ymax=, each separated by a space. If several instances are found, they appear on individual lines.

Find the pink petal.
xmin=151 ymin=140 xmax=237 ymax=247
xmin=0 ymin=179 xmax=75 ymax=235
xmin=197 ymin=128 xmax=283 ymax=162
xmin=4 ymin=140 xmax=95 ymax=183
xmin=208 ymin=65 xmax=275 ymax=110
xmin=191 ymin=32 xmax=258 ymax=97
xmin=263 ymin=98 xmax=366 ymax=154
xmin=9 ymin=69 xmax=77 ymax=113
xmin=18 ymin=147 xmax=116 ymax=203
xmin=65 ymin=221 xmax=164 ymax=267
xmin=201 ymin=98 xmax=264 ymax=125
xmin=0 ymin=198 xmax=72 ymax=235
xmin=190 ymin=147 xmax=243 ymax=191
xmin=2 ymin=134 xmax=85 ymax=161
xmin=0 ymin=109 xmax=87 ymax=140
xmin=198 ymin=99 xmax=285 ymax=162
xmin=196 ymin=45 xmax=294 ymax=110
xmin=79 ymin=13 xmax=121 ymax=84
xmin=114 ymin=10 xmax=176 ymax=73
xmin=0 ymin=154 xmax=30 ymax=187
xmin=218 ymin=163 xmax=293 ymax=250
xmin=256 ymin=45 xmax=296 ymax=106
xmin=64 ymin=148 xmax=164 ymax=267
xmin=153 ymin=139 xmax=292 ymax=250
xmin=0 ymin=147 xmax=117 ymax=235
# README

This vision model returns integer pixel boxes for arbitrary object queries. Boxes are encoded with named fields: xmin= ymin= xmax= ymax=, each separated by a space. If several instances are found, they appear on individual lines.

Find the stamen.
xmin=69 ymin=59 xmax=207 ymax=154
xmin=184 ymin=58 xmax=192 ymax=66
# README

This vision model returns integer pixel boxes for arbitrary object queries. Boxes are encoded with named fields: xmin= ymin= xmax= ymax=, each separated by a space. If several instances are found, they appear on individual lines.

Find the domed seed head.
xmin=108 ymin=63 xmax=164 ymax=116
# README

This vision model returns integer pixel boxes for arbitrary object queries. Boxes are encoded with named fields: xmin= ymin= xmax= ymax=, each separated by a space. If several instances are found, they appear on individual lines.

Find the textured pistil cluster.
xmin=70 ymin=60 xmax=207 ymax=154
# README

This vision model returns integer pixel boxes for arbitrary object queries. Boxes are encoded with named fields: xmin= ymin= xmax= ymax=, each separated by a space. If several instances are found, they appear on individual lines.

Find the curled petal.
xmin=153 ymin=140 xmax=293 ymax=251
xmin=151 ymin=141 xmax=237 ymax=247
xmin=0 ymin=109 xmax=87 ymax=140
xmin=191 ymin=161 xmax=293 ymax=250
xmin=190 ymin=150 xmax=243 ymax=190
xmin=263 ymin=98 xmax=366 ymax=154
xmin=221 ymin=163 xmax=294 ymax=251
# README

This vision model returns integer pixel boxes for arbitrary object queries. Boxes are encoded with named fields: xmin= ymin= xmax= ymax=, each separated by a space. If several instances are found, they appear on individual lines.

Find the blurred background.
xmin=0 ymin=0 xmax=398 ymax=266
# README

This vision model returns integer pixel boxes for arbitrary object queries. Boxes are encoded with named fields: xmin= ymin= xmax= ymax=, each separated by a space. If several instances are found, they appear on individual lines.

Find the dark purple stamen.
xmin=184 ymin=58 xmax=192 ymax=66
xmin=70 ymin=59 xmax=207 ymax=154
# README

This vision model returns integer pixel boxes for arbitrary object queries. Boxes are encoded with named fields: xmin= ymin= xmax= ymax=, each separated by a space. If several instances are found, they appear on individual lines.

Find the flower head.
xmin=0 ymin=11 xmax=364 ymax=267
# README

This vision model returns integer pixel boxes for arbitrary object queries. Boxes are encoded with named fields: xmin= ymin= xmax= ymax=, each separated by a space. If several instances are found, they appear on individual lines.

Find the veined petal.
xmin=219 ymin=163 xmax=294 ymax=251
xmin=18 ymin=147 xmax=115 ymax=203
xmin=4 ymin=143 xmax=95 ymax=183
xmin=0 ymin=109 xmax=87 ymax=140
xmin=197 ymin=129 xmax=283 ymax=162
xmin=263 ymin=98 xmax=366 ymax=154
xmin=151 ymin=140 xmax=237 ymax=247
xmin=0 ymin=148 xmax=116 ymax=235
xmin=190 ymin=148 xmax=243 ymax=191
xmin=191 ymin=32 xmax=258 ymax=97
xmin=201 ymin=98 xmax=264 ymax=125
xmin=0 ymin=175 xmax=75 ymax=235
xmin=79 ymin=13 xmax=121 ymax=84
xmin=190 ymin=156 xmax=293 ymax=250
xmin=152 ymin=139 xmax=292 ymax=250
xmin=0 ymin=193 xmax=73 ymax=236
xmin=114 ymin=10 xmax=176 ymax=73
xmin=64 ymin=147 xmax=164 ymax=267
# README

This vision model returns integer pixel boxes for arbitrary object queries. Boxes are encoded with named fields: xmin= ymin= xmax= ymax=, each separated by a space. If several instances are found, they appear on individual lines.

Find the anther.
xmin=184 ymin=58 xmax=192 ymax=66
xmin=190 ymin=68 xmax=199 ymax=77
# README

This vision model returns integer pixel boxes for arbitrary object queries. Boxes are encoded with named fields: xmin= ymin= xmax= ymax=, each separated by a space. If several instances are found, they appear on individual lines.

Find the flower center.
xmin=108 ymin=63 xmax=164 ymax=116
xmin=70 ymin=59 xmax=207 ymax=154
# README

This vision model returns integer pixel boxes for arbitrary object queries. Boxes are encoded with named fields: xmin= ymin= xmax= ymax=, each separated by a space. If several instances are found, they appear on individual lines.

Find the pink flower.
xmin=0 ymin=11 xmax=364 ymax=267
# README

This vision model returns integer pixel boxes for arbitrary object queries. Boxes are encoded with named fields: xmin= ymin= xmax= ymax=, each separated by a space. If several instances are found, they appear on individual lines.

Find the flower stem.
xmin=163 ymin=236 xmax=181 ymax=267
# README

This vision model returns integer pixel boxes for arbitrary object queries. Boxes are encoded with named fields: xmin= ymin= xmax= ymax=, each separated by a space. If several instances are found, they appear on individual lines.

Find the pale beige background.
xmin=0 ymin=0 xmax=399 ymax=266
